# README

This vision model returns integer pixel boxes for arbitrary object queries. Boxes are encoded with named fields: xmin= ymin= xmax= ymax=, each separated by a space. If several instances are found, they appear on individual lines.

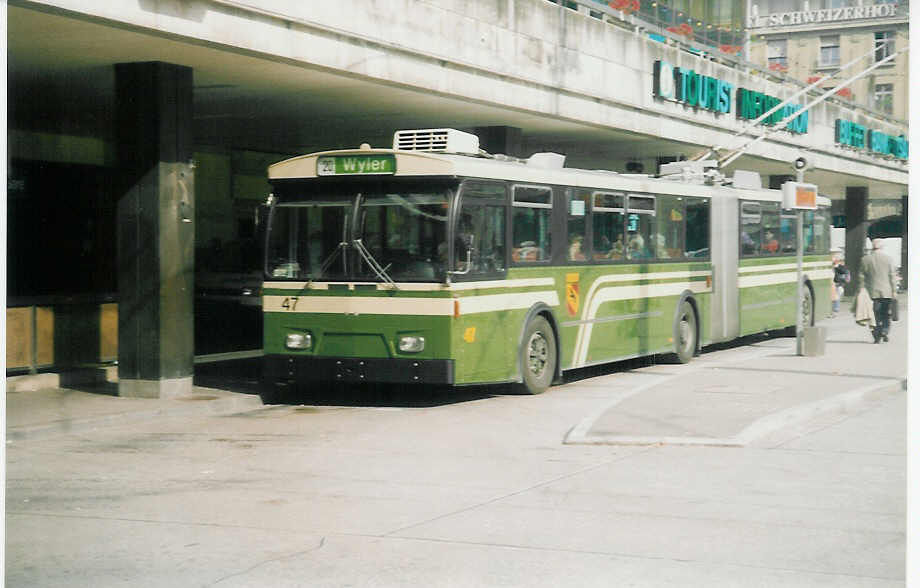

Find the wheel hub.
xmin=527 ymin=332 xmax=548 ymax=378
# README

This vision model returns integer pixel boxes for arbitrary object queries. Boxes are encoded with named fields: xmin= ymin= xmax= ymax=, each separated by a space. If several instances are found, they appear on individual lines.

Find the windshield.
xmin=266 ymin=180 xmax=452 ymax=282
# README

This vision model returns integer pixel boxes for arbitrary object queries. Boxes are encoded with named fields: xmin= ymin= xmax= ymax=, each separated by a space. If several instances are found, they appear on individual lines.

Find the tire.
xmin=674 ymin=300 xmax=697 ymax=364
xmin=515 ymin=316 xmax=557 ymax=395
xmin=801 ymin=285 xmax=814 ymax=327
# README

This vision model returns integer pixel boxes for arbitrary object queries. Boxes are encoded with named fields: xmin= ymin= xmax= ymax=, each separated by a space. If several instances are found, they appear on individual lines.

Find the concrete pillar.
xmin=843 ymin=186 xmax=868 ymax=297
xmin=473 ymin=126 xmax=522 ymax=157
xmin=115 ymin=62 xmax=195 ymax=398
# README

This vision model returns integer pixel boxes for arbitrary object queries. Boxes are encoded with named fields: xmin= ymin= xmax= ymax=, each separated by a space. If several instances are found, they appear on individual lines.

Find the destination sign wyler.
xmin=653 ymin=60 xmax=809 ymax=134
xmin=317 ymin=154 xmax=396 ymax=176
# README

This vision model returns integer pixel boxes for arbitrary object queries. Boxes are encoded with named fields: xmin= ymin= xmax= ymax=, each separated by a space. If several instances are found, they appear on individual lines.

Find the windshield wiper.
xmin=352 ymin=239 xmax=398 ymax=290
xmin=306 ymin=240 xmax=348 ymax=285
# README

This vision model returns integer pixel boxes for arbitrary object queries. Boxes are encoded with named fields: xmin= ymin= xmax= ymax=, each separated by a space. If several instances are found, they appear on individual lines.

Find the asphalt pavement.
xmin=6 ymin=295 xmax=907 ymax=447
xmin=4 ymin=296 xmax=908 ymax=587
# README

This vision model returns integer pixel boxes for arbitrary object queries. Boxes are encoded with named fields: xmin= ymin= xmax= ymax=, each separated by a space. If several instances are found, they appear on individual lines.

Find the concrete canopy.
xmin=7 ymin=1 xmax=908 ymax=201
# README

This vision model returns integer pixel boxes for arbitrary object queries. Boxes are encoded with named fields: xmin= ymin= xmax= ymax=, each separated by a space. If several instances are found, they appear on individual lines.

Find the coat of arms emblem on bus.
xmin=566 ymin=273 xmax=580 ymax=317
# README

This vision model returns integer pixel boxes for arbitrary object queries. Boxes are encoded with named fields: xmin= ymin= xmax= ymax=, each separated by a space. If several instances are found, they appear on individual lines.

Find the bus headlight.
xmin=398 ymin=335 xmax=425 ymax=353
xmin=285 ymin=332 xmax=312 ymax=350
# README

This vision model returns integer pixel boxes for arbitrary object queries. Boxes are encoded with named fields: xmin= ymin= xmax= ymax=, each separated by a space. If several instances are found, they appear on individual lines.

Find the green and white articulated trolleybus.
xmin=260 ymin=128 xmax=832 ymax=403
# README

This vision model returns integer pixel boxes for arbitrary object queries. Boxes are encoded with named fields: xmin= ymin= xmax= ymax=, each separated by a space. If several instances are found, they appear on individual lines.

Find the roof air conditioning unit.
xmin=393 ymin=128 xmax=480 ymax=155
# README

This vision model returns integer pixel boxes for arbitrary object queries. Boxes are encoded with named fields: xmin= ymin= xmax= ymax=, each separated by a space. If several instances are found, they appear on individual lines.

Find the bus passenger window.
xmin=592 ymin=192 xmax=625 ymax=260
xmin=740 ymin=202 xmax=762 ymax=256
xmin=655 ymin=195 xmax=684 ymax=259
xmin=567 ymin=190 xmax=587 ymax=262
xmin=684 ymin=197 xmax=709 ymax=258
xmin=760 ymin=202 xmax=780 ymax=255
xmin=455 ymin=181 xmax=507 ymax=275
xmin=512 ymin=186 xmax=552 ymax=263
xmin=626 ymin=195 xmax=655 ymax=260
xmin=780 ymin=213 xmax=796 ymax=253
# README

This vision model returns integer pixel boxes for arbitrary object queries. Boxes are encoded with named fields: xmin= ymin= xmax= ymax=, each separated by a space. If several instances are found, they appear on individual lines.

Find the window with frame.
xmin=626 ymin=195 xmax=656 ymax=260
xmin=454 ymin=181 xmax=507 ymax=275
xmin=804 ymin=209 xmax=830 ymax=254
xmin=740 ymin=201 xmax=762 ymax=256
xmin=655 ymin=195 xmax=684 ymax=259
xmin=767 ymin=39 xmax=788 ymax=70
xmin=591 ymin=192 xmax=626 ymax=261
xmin=779 ymin=211 xmax=796 ymax=254
xmin=819 ymin=35 xmax=840 ymax=67
xmin=566 ymin=190 xmax=588 ymax=262
xmin=873 ymin=83 xmax=894 ymax=114
xmin=874 ymin=31 xmax=895 ymax=63
xmin=760 ymin=202 xmax=780 ymax=255
xmin=511 ymin=185 xmax=552 ymax=263
xmin=684 ymin=197 xmax=710 ymax=258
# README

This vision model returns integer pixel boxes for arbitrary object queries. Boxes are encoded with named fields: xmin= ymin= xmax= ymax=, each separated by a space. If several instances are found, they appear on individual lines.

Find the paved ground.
xmin=5 ymin=299 xmax=908 ymax=587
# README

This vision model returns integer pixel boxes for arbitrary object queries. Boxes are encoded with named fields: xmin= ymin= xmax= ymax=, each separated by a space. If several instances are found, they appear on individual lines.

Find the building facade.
xmin=747 ymin=0 xmax=908 ymax=121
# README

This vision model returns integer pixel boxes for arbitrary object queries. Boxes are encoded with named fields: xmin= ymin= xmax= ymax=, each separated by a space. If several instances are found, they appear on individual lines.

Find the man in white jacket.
xmin=859 ymin=238 xmax=898 ymax=343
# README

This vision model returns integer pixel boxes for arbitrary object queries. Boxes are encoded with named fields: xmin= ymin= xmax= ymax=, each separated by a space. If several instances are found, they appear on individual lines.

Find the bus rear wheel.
xmin=674 ymin=300 xmax=697 ymax=364
xmin=516 ymin=316 xmax=557 ymax=395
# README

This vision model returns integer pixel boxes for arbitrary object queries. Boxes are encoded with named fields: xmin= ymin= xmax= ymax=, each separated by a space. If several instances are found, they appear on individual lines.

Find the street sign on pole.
xmin=783 ymin=178 xmax=816 ymax=355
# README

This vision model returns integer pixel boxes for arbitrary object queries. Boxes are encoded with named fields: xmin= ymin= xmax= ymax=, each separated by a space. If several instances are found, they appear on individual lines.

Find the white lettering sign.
xmin=749 ymin=2 xmax=896 ymax=27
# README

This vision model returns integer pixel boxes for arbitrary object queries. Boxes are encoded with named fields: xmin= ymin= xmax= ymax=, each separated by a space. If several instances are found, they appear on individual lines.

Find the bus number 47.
xmin=281 ymin=297 xmax=299 ymax=311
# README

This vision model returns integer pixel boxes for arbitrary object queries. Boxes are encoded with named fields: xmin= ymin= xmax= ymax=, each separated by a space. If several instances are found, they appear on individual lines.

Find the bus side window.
xmin=511 ymin=185 xmax=552 ymax=263
xmin=760 ymin=202 xmax=780 ymax=255
xmin=592 ymin=192 xmax=625 ymax=261
xmin=740 ymin=202 xmax=761 ymax=256
xmin=626 ymin=195 xmax=655 ymax=260
xmin=780 ymin=212 xmax=796 ymax=253
xmin=455 ymin=181 xmax=507 ymax=275
xmin=655 ymin=195 xmax=684 ymax=259
xmin=684 ymin=197 xmax=710 ymax=258
xmin=566 ymin=189 xmax=587 ymax=262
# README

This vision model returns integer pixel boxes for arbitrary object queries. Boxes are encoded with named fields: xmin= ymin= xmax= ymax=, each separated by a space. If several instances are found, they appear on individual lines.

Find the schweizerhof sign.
xmin=749 ymin=2 xmax=900 ymax=28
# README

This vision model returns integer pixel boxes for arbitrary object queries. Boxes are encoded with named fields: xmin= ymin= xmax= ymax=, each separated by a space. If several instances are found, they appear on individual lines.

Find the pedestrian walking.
xmin=858 ymin=238 xmax=898 ymax=343
xmin=831 ymin=255 xmax=849 ymax=316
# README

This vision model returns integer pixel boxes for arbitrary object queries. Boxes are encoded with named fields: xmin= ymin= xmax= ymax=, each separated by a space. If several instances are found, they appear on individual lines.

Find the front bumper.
xmin=264 ymin=355 xmax=454 ymax=385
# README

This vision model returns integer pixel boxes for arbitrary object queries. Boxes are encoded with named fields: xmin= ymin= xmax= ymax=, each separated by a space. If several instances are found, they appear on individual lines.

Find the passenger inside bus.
xmin=762 ymin=230 xmax=779 ymax=253
xmin=568 ymin=235 xmax=586 ymax=261
xmin=627 ymin=233 xmax=650 ymax=259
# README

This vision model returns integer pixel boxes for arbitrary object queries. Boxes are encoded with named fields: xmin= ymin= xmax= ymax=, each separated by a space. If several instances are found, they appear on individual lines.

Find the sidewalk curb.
xmin=6 ymin=389 xmax=265 ymax=441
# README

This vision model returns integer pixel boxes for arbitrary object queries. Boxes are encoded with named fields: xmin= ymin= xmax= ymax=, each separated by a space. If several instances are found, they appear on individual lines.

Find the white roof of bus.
xmin=268 ymin=148 xmax=830 ymax=206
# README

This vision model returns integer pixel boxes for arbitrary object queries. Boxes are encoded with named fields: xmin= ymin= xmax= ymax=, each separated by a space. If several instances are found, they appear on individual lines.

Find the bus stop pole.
xmin=796 ymin=209 xmax=804 ymax=356
xmin=795 ymin=167 xmax=805 ymax=356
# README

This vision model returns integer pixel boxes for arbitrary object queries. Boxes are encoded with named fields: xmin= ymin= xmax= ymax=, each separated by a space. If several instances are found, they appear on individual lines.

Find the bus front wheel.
xmin=516 ymin=316 xmax=557 ymax=395
xmin=674 ymin=300 xmax=697 ymax=364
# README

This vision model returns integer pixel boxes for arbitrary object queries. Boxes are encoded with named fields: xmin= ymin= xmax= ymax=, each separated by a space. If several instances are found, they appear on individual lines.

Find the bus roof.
xmin=268 ymin=147 xmax=831 ymax=207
